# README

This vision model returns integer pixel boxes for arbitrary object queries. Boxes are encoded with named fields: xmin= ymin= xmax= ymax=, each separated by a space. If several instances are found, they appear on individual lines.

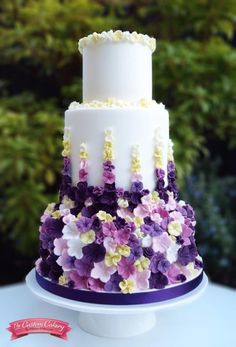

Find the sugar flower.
xmin=76 ymin=216 xmax=93 ymax=232
xmin=117 ymin=198 xmax=129 ymax=208
xmin=104 ymin=272 xmax=123 ymax=292
xmin=134 ymin=256 xmax=150 ymax=272
xmin=87 ymin=278 xmax=104 ymax=292
xmin=69 ymin=271 xmax=87 ymax=290
xmin=80 ymin=230 xmax=96 ymax=244
xmin=82 ymin=243 xmax=106 ymax=263
xmin=62 ymin=222 xmax=79 ymax=240
xmin=168 ymin=220 xmax=182 ymax=236
xmin=91 ymin=260 xmax=116 ymax=282
xmin=105 ymin=252 xmax=121 ymax=267
xmin=117 ymin=257 xmax=135 ymax=279
xmin=74 ymin=258 xmax=93 ymax=277
xmin=119 ymin=279 xmax=135 ymax=294
xmin=103 ymin=236 xmax=117 ymax=253
xmin=56 ymin=249 xmax=75 ymax=271
xmin=141 ymin=235 xmax=153 ymax=247
xmin=152 ymin=232 xmax=171 ymax=253
xmin=131 ymin=269 xmax=151 ymax=290
xmin=53 ymin=238 xmax=68 ymax=256
xmin=102 ymin=222 xmax=117 ymax=237
xmin=169 ymin=211 xmax=185 ymax=224
xmin=116 ymin=244 xmax=131 ymax=257
xmin=67 ymin=237 xmax=85 ymax=259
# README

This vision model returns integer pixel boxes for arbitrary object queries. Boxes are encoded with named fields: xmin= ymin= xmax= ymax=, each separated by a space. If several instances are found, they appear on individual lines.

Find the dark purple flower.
xmin=157 ymin=259 xmax=171 ymax=273
xmin=82 ymin=243 xmax=106 ymax=263
xmin=40 ymin=217 xmax=64 ymax=249
xmin=92 ymin=217 xmax=102 ymax=232
xmin=143 ymin=247 xmax=154 ymax=259
xmin=76 ymin=217 xmax=93 ymax=232
xmin=114 ymin=217 xmax=126 ymax=229
xmin=195 ymin=258 xmax=203 ymax=269
xmin=131 ymin=181 xmax=143 ymax=193
xmin=184 ymin=204 xmax=195 ymax=220
xmin=155 ymin=168 xmax=165 ymax=179
xmin=104 ymin=272 xmax=123 ymax=292
xmin=149 ymin=272 xmax=168 ymax=289
xmin=95 ymin=230 xmax=105 ymax=244
xmin=177 ymin=243 xmax=198 ymax=266
xmin=62 ymin=157 xmax=71 ymax=176
xmin=168 ymin=171 xmax=176 ymax=180
xmin=143 ymin=217 xmax=154 ymax=225
xmin=39 ymin=260 xmax=50 ymax=277
xmin=150 ymin=252 xmax=165 ymax=273
xmin=93 ymin=186 xmax=104 ymax=196
xmin=130 ymin=192 xmax=142 ymax=205
xmin=156 ymin=179 xmax=165 ymax=190
xmin=103 ymin=160 xmax=115 ymax=172
xmin=153 ymin=224 xmax=164 ymax=236
xmin=74 ymin=258 xmax=93 ymax=277
xmin=176 ymin=274 xmax=186 ymax=282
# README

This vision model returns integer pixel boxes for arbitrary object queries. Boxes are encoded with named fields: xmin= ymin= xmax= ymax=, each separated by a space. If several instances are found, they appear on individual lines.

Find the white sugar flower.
xmin=67 ymin=237 xmax=84 ymax=259
xmin=62 ymin=222 xmax=79 ymax=239
xmin=91 ymin=261 xmax=116 ymax=283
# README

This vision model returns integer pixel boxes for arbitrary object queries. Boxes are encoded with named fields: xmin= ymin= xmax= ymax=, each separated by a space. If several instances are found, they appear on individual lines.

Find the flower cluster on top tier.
xmin=37 ymin=130 xmax=202 ymax=293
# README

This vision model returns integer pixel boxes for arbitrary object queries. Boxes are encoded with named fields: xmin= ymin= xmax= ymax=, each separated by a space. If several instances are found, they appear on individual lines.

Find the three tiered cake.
xmin=35 ymin=31 xmax=203 ymax=305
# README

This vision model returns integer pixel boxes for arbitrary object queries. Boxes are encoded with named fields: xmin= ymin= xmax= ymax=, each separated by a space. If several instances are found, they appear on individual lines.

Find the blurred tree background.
xmin=0 ymin=0 xmax=235 ymax=287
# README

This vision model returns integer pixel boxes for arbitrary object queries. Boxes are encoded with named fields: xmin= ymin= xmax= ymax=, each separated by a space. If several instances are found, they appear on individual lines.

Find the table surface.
xmin=0 ymin=277 xmax=235 ymax=347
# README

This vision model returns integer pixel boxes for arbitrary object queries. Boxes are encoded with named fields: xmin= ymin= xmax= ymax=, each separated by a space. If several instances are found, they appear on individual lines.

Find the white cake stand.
xmin=26 ymin=269 xmax=208 ymax=338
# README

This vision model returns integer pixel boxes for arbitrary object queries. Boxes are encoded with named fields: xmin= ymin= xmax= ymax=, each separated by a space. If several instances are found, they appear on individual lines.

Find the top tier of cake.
xmin=78 ymin=30 xmax=156 ymax=102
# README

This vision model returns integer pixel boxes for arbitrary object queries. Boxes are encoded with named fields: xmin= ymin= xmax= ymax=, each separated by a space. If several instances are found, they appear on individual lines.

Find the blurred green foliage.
xmin=0 ymin=0 xmax=235 ymax=285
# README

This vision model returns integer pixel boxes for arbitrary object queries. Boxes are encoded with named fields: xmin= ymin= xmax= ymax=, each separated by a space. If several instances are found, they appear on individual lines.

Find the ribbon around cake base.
xmin=35 ymin=270 xmax=203 ymax=305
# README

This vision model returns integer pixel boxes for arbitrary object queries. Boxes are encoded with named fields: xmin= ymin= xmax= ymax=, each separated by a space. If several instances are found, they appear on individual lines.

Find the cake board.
xmin=26 ymin=269 xmax=208 ymax=338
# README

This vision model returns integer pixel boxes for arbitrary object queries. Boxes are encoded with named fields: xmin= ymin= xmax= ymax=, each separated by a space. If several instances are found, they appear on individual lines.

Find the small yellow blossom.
xmin=133 ymin=216 xmax=144 ymax=228
xmin=116 ymin=244 xmax=131 ymax=257
xmin=45 ymin=203 xmax=55 ymax=215
xmin=187 ymin=262 xmax=199 ymax=276
xmin=134 ymin=228 xmax=144 ymax=239
xmin=105 ymin=252 xmax=121 ymax=267
xmin=58 ymin=275 xmax=68 ymax=286
xmin=168 ymin=221 xmax=182 ymax=237
xmin=97 ymin=210 xmax=114 ymax=222
xmin=80 ymin=143 xmax=89 ymax=159
xmin=135 ymin=256 xmax=150 ymax=272
xmin=80 ymin=230 xmax=96 ymax=244
xmin=119 ymin=279 xmax=135 ymax=294
xmin=51 ymin=210 xmax=61 ymax=219
xmin=151 ymin=191 xmax=160 ymax=203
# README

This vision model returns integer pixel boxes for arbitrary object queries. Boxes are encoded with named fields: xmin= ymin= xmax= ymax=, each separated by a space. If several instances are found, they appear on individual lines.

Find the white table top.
xmin=0 ymin=279 xmax=235 ymax=347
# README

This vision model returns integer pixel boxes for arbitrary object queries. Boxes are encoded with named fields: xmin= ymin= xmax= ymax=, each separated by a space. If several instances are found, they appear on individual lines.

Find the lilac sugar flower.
xmin=116 ymin=187 xmax=124 ymax=198
xmin=128 ymin=233 xmax=140 ymax=249
xmin=150 ymin=252 xmax=165 ymax=273
xmin=76 ymin=216 xmax=93 ymax=232
xmin=177 ymin=243 xmax=198 ymax=266
xmin=74 ymin=258 xmax=93 ymax=277
xmin=141 ymin=224 xmax=154 ymax=235
xmin=79 ymin=169 xmax=88 ymax=182
xmin=128 ymin=245 xmax=143 ymax=262
xmin=131 ymin=181 xmax=143 ymax=193
xmin=155 ymin=168 xmax=165 ymax=179
xmin=167 ymin=161 xmax=175 ymax=173
xmin=102 ymin=170 xmax=115 ymax=184
xmin=157 ymin=259 xmax=171 ymax=273
xmin=117 ymin=257 xmax=136 ymax=279
xmin=104 ymin=272 xmax=123 ymax=292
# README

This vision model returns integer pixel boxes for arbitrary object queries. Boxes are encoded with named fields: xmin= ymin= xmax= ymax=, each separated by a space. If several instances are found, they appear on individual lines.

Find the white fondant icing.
xmin=68 ymin=98 xmax=158 ymax=109
xmin=82 ymin=40 xmax=152 ymax=102
xmin=65 ymin=104 xmax=169 ymax=190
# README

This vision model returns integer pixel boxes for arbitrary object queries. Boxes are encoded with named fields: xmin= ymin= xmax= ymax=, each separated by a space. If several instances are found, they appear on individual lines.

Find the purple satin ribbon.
xmin=35 ymin=270 xmax=203 ymax=305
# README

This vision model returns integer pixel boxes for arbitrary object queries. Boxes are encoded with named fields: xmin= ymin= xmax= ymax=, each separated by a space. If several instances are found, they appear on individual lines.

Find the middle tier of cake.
xmin=65 ymin=101 xmax=169 ymax=191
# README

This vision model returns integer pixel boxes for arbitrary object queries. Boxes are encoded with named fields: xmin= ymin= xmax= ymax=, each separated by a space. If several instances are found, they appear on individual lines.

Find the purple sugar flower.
xmin=104 ymin=272 xmax=123 ymax=292
xmin=102 ymin=170 xmax=115 ymax=184
xmin=74 ymin=258 xmax=93 ymax=277
xmin=176 ymin=274 xmax=187 ymax=282
xmin=143 ymin=247 xmax=154 ymax=259
xmin=141 ymin=224 xmax=154 ymax=235
xmin=82 ymin=243 xmax=106 ymax=263
xmin=131 ymin=181 xmax=143 ymax=193
xmin=128 ymin=245 xmax=143 ymax=262
xmin=150 ymin=252 xmax=165 ymax=273
xmin=103 ymin=160 xmax=115 ymax=172
xmin=195 ymin=258 xmax=203 ymax=269
xmin=167 ymin=161 xmax=175 ymax=173
xmin=157 ymin=259 xmax=171 ymax=273
xmin=93 ymin=186 xmax=104 ymax=196
xmin=76 ymin=217 xmax=93 ymax=232
xmin=152 ymin=224 xmax=164 ymax=236
xmin=156 ymin=179 xmax=165 ymax=190
xmin=62 ymin=157 xmax=71 ymax=176
xmin=116 ymin=187 xmax=124 ymax=198
xmin=117 ymin=257 xmax=136 ymax=279
xmin=177 ymin=243 xmax=198 ymax=266
xmin=155 ymin=168 xmax=165 ymax=179
xmin=128 ymin=233 xmax=140 ymax=249
xmin=40 ymin=217 xmax=64 ymax=249
xmin=149 ymin=271 xmax=168 ymax=289
xmin=79 ymin=169 xmax=88 ymax=182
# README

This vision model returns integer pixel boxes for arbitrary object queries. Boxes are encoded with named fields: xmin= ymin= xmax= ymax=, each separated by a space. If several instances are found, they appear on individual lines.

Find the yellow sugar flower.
xmin=134 ymin=228 xmax=144 ymax=239
xmin=97 ymin=210 xmax=113 ymax=222
xmin=51 ymin=210 xmax=61 ymax=219
xmin=105 ymin=252 xmax=121 ymax=267
xmin=45 ymin=203 xmax=55 ymax=215
xmin=80 ymin=230 xmax=96 ymax=244
xmin=62 ymin=149 xmax=70 ymax=157
xmin=151 ymin=191 xmax=160 ymax=203
xmin=133 ymin=216 xmax=144 ymax=228
xmin=187 ymin=262 xmax=199 ymax=276
xmin=135 ymin=256 xmax=150 ymax=272
xmin=168 ymin=221 xmax=182 ymax=237
xmin=58 ymin=275 xmax=68 ymax=286
xmin=119 ymin=279 xmax=135 ymax=294
xmin=116 ymin=245 xmax=131 ymax=257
